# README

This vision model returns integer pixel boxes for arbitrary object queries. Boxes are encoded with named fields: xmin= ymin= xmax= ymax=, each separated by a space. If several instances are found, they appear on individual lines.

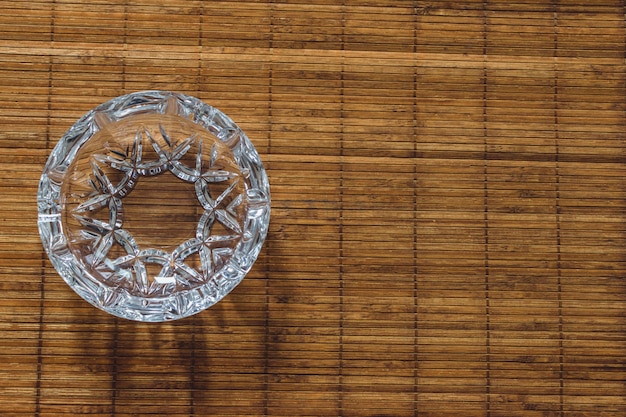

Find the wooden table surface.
xmin=1 ymin=1 xmax=625 ymax=416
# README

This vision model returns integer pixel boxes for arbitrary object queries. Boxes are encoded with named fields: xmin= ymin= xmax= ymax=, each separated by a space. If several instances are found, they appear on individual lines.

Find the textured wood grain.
xmin=0 ymin=0 xmax=625 ymax=416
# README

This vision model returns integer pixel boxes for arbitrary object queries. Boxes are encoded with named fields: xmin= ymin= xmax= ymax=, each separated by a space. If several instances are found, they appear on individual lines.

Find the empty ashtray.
xmin=38 ymin=91 xmax=270 ymax=322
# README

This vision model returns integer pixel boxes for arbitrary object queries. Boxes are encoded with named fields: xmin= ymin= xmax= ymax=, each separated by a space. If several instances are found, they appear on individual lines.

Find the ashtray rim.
xmin=37 ymin=90 xmax=270 ymax=322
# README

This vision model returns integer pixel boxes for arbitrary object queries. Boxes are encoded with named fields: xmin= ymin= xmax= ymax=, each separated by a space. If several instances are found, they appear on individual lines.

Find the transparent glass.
xmin=38 ymin=91 xmax=270 ymax=322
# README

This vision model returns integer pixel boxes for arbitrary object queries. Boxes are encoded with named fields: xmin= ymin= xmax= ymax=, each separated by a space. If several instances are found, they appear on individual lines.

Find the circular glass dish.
xmin=38 ymin=91 xmax=270 ymax=322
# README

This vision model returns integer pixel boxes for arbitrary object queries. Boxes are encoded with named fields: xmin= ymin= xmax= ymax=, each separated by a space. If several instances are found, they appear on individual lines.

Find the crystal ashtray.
xmin=38 ymin=91 xmax=270 ymax=322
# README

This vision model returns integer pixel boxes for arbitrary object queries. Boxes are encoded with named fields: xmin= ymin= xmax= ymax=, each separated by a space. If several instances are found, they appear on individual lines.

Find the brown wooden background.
xmin=1 ymin=0 xmax=626 ymax=416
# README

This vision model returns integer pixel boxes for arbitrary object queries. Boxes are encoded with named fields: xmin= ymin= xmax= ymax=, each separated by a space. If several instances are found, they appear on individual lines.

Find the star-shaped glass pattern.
xmin=72 ymin=123 xmax=246 ymax=297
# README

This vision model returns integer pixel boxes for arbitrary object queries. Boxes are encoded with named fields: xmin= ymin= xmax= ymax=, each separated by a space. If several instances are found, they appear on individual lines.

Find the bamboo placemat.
xmin=1 ymin=1 xmax=625 ymax=416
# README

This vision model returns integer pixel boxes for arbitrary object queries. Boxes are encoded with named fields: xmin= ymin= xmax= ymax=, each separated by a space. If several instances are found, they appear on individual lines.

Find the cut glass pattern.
xmin=38 ymin=91 xmax=270 ymax=322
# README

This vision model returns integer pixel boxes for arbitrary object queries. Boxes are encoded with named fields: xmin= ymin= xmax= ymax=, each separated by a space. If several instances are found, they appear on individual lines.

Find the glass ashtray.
xmin=38 ymin=91 xmax=270 ymax=322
